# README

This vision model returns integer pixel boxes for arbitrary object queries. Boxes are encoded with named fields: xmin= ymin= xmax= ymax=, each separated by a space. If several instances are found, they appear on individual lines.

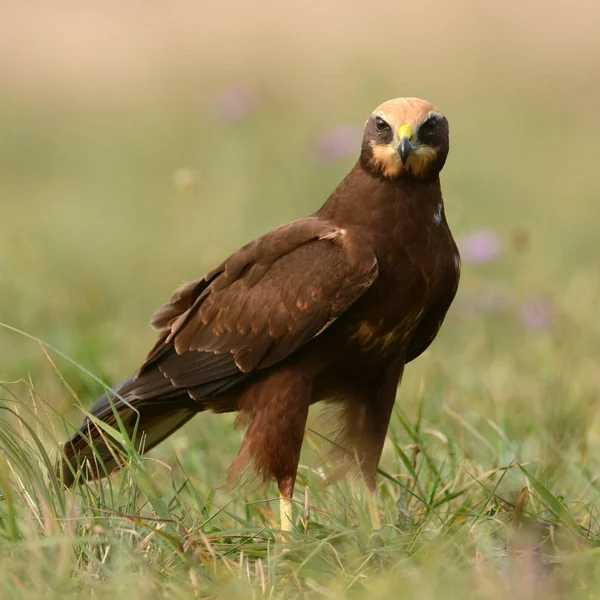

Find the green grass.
xmin=1 ymin=62 xmax=600 ymax=598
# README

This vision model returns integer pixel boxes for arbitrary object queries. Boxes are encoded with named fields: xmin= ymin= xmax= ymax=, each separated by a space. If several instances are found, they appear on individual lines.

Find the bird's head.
xmin=360 ymin=97 xmax=449 ymax=181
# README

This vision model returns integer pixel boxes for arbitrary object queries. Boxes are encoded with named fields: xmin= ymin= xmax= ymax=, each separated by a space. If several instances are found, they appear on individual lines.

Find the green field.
xmin=1 ymin=3 xmax=600 ymax=598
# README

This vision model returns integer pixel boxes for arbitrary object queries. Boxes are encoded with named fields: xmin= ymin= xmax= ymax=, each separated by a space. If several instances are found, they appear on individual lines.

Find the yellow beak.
xmin=398 ymin=124 xmax=413 ymax=140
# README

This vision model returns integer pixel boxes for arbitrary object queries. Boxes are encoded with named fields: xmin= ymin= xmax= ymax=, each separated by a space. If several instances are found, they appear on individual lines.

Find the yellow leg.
xmin=367 ymin=487 xmax=381 ymax=530
xmin=280 ymin=496 xmax=293 ymax=533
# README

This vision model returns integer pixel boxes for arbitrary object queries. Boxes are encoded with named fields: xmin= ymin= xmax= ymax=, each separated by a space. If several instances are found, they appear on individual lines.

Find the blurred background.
xmin=1 ymin=0 xmax=599 ymax=484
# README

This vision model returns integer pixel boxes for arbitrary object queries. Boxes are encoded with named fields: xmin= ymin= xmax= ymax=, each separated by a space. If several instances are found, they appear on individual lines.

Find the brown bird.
xmin=60 ymin=97 xmax=460 ymax=531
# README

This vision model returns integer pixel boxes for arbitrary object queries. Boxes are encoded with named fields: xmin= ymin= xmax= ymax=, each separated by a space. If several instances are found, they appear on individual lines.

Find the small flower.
xmin=315 ymin=125 xmax=361 ymax=162
xmin=512 ymin=226 xmax=530 ymax=254
xmin=519 ymin=299 xmax=551 ymax=331
xmin=213 ymin=87 xmax=258 ymax=122
xmin=459 ymin=230 xmax=502 ymax=265
xmin=173 ymin=168 xmax=200 ymax=197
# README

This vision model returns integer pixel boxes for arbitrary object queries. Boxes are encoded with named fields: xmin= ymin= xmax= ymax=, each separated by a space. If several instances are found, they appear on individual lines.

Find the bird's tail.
xmin=57 ymin=373 xmax=199 ymax=487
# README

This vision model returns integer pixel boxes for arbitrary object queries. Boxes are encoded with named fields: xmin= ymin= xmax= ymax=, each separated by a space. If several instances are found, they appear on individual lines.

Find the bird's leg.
xmin=342 ymin=363 xmax=405 ymax=530
xmin=366 ymin=484 xmax=381 ymax=530
xmin=359 ymin=459 xmax=384 ymax=530
xmin=278 ymin=475 xmax=295 ymax=533
xmin=232 ymin=368 xmax=312 ymax=536
xmin=350 ymin=442 xmax=383 ymax=529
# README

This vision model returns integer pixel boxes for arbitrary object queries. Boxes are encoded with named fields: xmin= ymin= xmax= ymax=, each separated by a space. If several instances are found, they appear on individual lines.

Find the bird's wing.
xmin=139 ymin=216 xmax=378 ymax=395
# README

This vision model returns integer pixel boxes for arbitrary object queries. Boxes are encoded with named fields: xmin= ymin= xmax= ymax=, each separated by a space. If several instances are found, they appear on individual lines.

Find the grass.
xmin=2 ymin=340 xmax=600 ymax=600
xmin=1 ymin=22 xmax=600 ymax=596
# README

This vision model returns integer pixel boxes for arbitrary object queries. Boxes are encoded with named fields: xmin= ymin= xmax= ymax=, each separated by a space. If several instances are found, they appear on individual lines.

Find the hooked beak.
xmin=397 ymin=123 xmax=414 ymax=165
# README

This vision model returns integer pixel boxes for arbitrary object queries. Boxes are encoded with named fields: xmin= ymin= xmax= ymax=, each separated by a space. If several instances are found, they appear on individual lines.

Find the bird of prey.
xmin=60 ymin=97 xmax=460 ymax=531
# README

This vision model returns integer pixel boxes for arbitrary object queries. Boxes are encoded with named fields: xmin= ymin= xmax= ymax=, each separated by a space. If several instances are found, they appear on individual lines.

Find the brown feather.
xmin=59 ymin=97 xmax=460 ymax=509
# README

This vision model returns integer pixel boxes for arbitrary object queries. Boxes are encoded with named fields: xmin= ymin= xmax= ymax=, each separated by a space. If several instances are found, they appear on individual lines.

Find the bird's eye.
xmin=375 ymin=116 xmax=389 ymax=132
xmin=419 ymin=115 xmax=439 ymax=137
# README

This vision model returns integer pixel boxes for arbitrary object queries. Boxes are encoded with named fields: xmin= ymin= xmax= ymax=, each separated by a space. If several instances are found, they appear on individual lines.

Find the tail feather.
xmin=58 ymin=381 xmax=199 ymax=486
xmin=58 ymin=354 xmax=246 ymax=486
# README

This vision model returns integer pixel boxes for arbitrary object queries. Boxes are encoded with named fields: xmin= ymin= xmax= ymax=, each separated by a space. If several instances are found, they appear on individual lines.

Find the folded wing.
xmin=61 ymin=217 xmax=378 ymax=484
xmin=142 ymin=217 xmax=378 ymax=396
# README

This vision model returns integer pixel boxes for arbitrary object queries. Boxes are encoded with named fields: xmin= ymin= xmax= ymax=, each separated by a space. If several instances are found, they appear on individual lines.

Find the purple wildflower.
xmin=459 ymin=230 xmax=502 ymax=265
xmin=213 ymin=87 xmax=258 ymax=122
xmin=315 ymin=125 xmax=361 ymax=162
xmin=519 ymin=299 xmax=551 ymax=331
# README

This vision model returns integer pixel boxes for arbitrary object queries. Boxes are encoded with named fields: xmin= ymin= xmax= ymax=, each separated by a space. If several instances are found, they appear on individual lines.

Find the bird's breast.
xmin=344 ymin=222 xmax=459 ymax=359
xmin=349 ymin=309 xmax=425 ymax=356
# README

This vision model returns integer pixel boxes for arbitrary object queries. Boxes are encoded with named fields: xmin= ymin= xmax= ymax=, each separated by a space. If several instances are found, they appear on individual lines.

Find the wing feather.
xmin=135 ymin=217 xmax=377 ymax=397
xmin=60 ymin=217 xmax=378 ymax=482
